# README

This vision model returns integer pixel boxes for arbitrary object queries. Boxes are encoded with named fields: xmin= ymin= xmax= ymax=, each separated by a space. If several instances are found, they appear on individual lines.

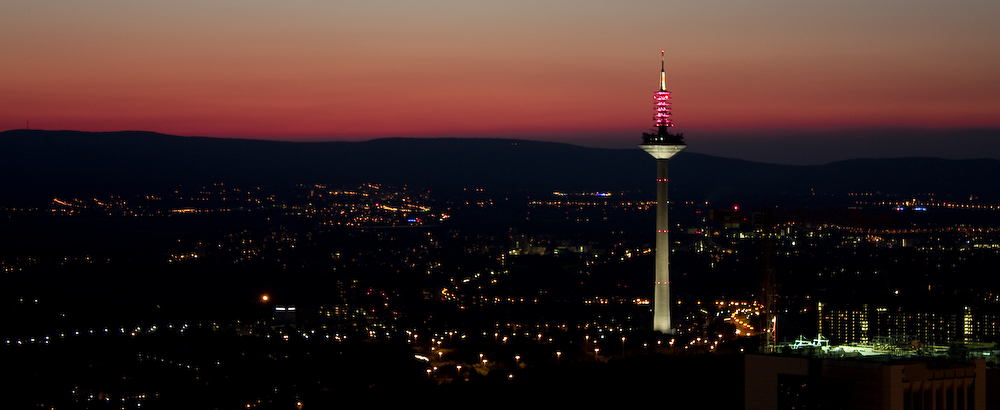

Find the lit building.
xmin=965 ymin=307 xmax=1000 ymax=343
xmin=816 ymin=303 xmax=997 ymax=346
xmin=817 ymin=302 xmax=871 ymax=344
xmin=641 ymin=50 xmax=686 ymax=334
xmin=273 ymin=305 xmax=297 ymax=326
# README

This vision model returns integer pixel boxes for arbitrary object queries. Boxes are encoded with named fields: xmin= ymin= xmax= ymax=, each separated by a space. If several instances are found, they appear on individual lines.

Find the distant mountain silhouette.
xmin=2 ymin=129 xmax=999 ymax=205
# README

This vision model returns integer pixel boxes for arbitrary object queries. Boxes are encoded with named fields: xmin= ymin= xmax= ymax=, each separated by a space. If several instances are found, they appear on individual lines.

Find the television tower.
xmin=641 ymin=50 xmax=685 ymax=334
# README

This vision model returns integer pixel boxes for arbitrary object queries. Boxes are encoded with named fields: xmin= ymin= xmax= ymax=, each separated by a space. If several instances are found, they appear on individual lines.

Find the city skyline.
xmin=2 ymin=0 xmax=998 ymax=165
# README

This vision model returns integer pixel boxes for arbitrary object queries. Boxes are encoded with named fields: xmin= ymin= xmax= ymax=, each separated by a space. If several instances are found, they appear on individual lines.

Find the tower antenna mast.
xmin=660 ymin=50 xmax=666 ymax=91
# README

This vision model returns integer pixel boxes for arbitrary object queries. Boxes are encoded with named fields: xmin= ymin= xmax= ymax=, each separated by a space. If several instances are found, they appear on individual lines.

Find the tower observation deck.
xmin=641 ymin=51 xmax=685 ymax=334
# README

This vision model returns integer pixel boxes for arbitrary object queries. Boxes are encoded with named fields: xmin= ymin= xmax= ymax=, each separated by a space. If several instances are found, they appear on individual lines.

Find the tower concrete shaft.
xmin=653 ymin=159 xmax=672 ymax=333
xmin=641 ymin=144 xmax=684 ymax=334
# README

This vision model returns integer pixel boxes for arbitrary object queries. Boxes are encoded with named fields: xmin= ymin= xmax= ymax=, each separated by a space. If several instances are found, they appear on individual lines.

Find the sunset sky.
xmin=2 ymin=0 xmax=998 ymax=162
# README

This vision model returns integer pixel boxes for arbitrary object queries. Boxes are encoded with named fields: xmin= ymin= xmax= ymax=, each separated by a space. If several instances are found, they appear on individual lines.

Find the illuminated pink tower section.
xmin=641 ymin=50 xmax=686 ymax=334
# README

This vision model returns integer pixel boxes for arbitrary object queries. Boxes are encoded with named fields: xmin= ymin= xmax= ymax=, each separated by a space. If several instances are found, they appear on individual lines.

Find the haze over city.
xmin=3 ymin=0 xmax=999 ymax=164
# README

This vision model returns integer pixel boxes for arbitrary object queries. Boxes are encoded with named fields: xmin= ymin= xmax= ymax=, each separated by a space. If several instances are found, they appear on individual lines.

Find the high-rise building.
xmin=641 ymin=51 xmax=686 ymax=334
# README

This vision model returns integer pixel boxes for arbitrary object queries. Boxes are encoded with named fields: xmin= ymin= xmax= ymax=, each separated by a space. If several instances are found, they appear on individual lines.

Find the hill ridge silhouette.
xmin=2 ymin=129 xmax=999 ymax=204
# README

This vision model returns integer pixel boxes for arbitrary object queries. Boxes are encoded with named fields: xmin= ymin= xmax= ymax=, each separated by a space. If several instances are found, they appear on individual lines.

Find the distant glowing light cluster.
xmin=653 ymin=90 xmax=672 ymax=128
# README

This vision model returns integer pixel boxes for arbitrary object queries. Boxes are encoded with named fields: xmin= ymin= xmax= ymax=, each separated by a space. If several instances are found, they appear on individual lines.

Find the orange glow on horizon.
xmin=2 ymin=0 xmax=997 ymax=140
